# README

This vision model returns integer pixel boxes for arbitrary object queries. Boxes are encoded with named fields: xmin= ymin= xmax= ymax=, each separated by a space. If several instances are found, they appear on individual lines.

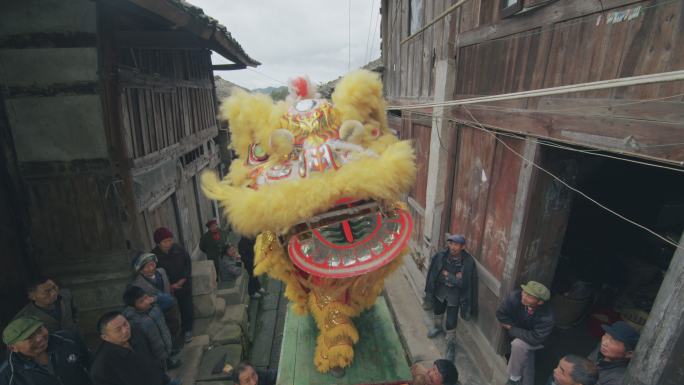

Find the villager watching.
xmin=0 ymin=316 xmax=92 ymax=385
xmin=130 ymin=252 xmax=182 ymax=350
xmin=410 ymin=359 xmax=459 ymax=385
xmin=151 ymin=227 xmax=194 ymax=343
xmin=122 ymin=286 xmax=180 ymax=370
xmin=90 ymin=311 xmax=178 ymax=385
xmin=237 ymin=236 xmax=266 ymax=299
xmin=548 ymin=354 xmax=598 ymax=385
xmin=588 ymin=321 xmax=639 ymax=385
xmin=233 ymin=360 xmax=276 ymax=385
xmin=199 ymin=218 xmax=237 ymax=281
xmin=423 ymin=234 xmax=478 ymax=362
xmin=13 ymin=276 xmax=79 ymax=335
xmin=496 ymin=281 xmax=555 ymax=385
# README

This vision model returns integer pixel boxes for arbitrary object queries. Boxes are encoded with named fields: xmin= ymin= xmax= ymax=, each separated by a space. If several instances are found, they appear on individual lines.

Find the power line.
xmin=246 ymin=68 xmax=287 ymax=86
xmin=368 ymin=2 xmax=382 ymax=63
xmin=348 ymin=0 xmax=352 ymax=71
xmin=459 ymin=105 xmax=684 ymax=251
xmin=364 ymin=0 xmax=377 ymax=64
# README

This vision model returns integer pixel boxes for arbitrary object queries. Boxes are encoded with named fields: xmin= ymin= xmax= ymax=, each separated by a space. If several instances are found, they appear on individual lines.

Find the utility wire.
xmin=459 ymin=105 xmax=684 ymax=251
xmin=364 ymin=0 xmax=377 ymax=63
xmin=246 ymin=68 xmax=288 ymax=86
xmin=348 ymin=0 xmax=352 ymax=71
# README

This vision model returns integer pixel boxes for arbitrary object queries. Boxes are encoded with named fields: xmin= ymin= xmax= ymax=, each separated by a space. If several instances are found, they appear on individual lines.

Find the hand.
xmin=441 ymin=270 xmax=449 ymax=277
xmin=501 ymin=323 xmax=512 ymax=330
xmin=455 ymin=272 xmax=463 ymax=279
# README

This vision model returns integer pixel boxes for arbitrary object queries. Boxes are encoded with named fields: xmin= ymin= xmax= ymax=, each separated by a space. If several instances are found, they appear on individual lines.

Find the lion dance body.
xmin=201 ymin=70 xmax=416 ymax=374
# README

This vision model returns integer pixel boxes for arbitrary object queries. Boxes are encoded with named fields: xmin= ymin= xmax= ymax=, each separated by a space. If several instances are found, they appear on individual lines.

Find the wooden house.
xmin=380 ymin=1 xmax=684 ymax=384
xmin=0 ymin=0 xmax=257 ymax=339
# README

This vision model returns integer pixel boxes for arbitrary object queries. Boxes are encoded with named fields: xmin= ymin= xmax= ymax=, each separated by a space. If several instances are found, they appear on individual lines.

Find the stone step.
xmin=221 ymin=303 xmax=249 ymax=334
xmin=216 ymin=272 xmax=247 ymax=306
xmin=214 ymin=297 xmax=226 ymax=319
xmin=169 ymin=334 xmax=211 ymax=385
xmin=196 ymin=344 xmax=243 ymax=383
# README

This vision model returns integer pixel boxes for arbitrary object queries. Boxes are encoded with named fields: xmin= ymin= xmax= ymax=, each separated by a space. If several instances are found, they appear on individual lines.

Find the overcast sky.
xmin=190 ymin=0 xmax=382 ymax=90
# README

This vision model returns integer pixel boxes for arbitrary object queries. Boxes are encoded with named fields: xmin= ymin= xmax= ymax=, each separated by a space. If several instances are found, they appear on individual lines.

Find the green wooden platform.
xmin=277 ymin=296 xmax=411 ymax=385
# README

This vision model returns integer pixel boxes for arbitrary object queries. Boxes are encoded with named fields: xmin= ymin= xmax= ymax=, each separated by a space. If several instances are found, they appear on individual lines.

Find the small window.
xmin=409 ymin=0 xmax=424 ymax=35
xmin=501 ymin=0 xmax=523 ymax=18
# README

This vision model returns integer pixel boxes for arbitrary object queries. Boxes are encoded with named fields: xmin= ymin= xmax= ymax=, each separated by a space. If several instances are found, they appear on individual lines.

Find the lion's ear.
xmin=332 ymin=70 xmax=389 ymax=137
xmin=219 ymin=88 xmax=278 ymax=160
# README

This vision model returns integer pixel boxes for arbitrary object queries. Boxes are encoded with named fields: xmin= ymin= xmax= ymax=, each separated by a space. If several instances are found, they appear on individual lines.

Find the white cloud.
xmin=191 ymin=0 xmax=382 ymax=89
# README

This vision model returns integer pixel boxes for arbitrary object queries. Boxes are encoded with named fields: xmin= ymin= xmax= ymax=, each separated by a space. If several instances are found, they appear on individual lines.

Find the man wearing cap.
xmin=588 ymin=321 xmax=639 ymax=385
xmin=0 ymin=317 xmax=91 ymax=385
xmin=496 ymin=281 xmax=555 ymax=385
xmin=151 ymin=227 xmax=194 ymax=343
xmin=424 ymin=234 xmax=478 ymax=362
xmin=199 ymin=219 xmax=235 ymax=281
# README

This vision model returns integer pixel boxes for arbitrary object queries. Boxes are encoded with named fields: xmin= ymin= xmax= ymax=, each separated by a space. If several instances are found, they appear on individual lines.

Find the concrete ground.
xmin=384 ymin=266 xmax=487 ymax=385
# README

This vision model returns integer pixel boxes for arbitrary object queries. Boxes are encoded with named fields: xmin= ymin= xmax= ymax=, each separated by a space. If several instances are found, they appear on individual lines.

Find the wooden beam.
xmin=211 ymin=63 xmax=246 ymax=71
xmin=456 ymin=0 xmax=643 ymax=47
xmin=447 ymin=106 xmax=684 ymax=164
xmin=130 ymin=125 xmax=218 ymax=172
xmin=118 ymin=68 xmax=212 ymax=89
xmin=114 ymin=31 xmax=205 ymax=50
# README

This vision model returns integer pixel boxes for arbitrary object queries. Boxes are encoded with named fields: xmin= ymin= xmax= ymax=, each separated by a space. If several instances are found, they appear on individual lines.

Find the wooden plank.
xmin=72 ymin=175 xmax=110 ymax=252
xmin=118 ymin=68 xmax=212 ymax=89
xmin=537 ymin=96 xmax=684 ymax=123
xmin=277 ymin=297 xmax=411 ymax=385
xmin=448 ymin=106 xmax=684 ymax=163
xmin=455 ymin=0 xmax=642 ymax=47
xmin=120 ymin=89 xmax=134 ymax=158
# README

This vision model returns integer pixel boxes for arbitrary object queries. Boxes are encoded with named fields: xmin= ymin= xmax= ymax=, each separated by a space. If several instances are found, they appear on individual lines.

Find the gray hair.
xmin=563 ymin=354 xmax=598 ymax=385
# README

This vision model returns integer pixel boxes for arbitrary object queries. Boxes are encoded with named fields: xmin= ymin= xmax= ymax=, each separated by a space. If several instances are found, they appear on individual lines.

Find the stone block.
xmin=192 ymin=260 xmax=217 ymax=296
xmin=211 ymin=323 xmax=243 ymax=346
xmin=169 ymin=334 xmax=210 ymax=384
xmin=194 ymin=293 xmax=217 ymax=319
xmin=215 ymin=297 xmax=226 ymax=319
xmin=196 ymin=344 xmax=242 ymax=382
xmin=222 ymin=304 xmax=249 ymax=332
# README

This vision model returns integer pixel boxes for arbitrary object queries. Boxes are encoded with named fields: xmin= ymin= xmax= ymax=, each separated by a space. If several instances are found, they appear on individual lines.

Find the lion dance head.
xmin=202 ymin=70 xmax=415 ymax=373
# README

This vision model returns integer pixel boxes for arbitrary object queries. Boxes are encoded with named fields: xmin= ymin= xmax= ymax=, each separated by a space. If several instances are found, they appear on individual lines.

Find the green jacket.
xmin=14 ymin=290 xmax=79 ymax=335
xmin=199 ymin=229 xmax=229 ymax=261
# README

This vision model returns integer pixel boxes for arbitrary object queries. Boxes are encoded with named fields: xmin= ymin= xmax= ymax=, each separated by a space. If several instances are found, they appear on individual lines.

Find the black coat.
xmin=495 ymin=289 xmax=555 ymax=346
xmin=0 ymin=331 xmax=91 ymax=385
xmin=424 ymin=249 xmax=478 ymax=320
xmin=90 ymin=330 xmax=166 ymax=385
xmin=152 ymin=243 xmax=192 ymax=295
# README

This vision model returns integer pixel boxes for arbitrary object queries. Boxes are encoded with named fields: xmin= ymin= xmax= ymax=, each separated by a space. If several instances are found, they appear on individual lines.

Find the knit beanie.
xmin=434 ymin=359 xmax=459 ymax=385
xmin=153 ymin=227 xmax=174 ymax=244
xmin=132 ymin=252 xmax=158 ymax=272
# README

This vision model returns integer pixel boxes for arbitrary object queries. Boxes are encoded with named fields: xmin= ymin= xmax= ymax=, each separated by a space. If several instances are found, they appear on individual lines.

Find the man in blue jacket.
xmin=496 ymin=281 xmax=555 ymax=385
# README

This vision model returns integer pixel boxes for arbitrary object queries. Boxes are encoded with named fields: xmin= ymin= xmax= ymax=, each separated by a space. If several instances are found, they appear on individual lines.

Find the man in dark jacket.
xmin=13 ymin=276 xmax=79 ymax=335
xmin=238 ymin=237 xmax=266 ymax=299
xmin=588 ymin=321 xmax=639 ymax=385
xmin=0 ymin=316 xmax=91 ymax=385
xmin=91 ymin=311 xmax=177 ymax=385
xmin=151 ymin=227 xmax=193 ymax=343
xmin=423 ymin=234 xmax=478 ymax=362
xmin=496 ymin=281 xmax=554 ymax=385
xmin=198 ymin=219 xmax=232 ymax=280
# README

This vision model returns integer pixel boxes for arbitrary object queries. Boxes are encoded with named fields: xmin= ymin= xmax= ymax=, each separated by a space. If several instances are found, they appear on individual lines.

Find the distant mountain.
xmin=214 ymin=76 xmax=248 ymax=101
xmin=252 ymin=86 xmax=282 ymax=94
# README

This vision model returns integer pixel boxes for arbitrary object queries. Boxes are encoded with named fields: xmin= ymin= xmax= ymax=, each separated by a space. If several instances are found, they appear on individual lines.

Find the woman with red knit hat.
xmin=151 ymin=227 xmax=194 ymax=343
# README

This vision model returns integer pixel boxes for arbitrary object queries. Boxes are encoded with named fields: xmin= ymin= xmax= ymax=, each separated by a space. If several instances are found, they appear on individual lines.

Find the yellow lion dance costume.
xmin=202 ymin=70 xmax=415 ymax=374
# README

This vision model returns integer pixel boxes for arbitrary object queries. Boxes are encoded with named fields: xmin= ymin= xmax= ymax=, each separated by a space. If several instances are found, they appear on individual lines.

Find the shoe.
xmin=258 ymin=287 xmax=267 ymax=294
xmin=184 ymin=331 xmax=193 ymax=343
xmin=445 ymin=343 xmax=456 ymax=362
xmin=505 ymin=379 xmax=521 ymax=385
xmin=166 ymin=357 xmax=182 ymax=370
xmin=427 ymin=327 xmax=443 ymax=338
xmin=251 ymin=292 xmax=262 ymax=299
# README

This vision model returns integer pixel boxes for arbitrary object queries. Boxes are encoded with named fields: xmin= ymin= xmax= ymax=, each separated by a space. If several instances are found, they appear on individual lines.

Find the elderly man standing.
xmin=14 ymin=276 xmax=79 ymax=335
xmin=199 ymin=219 xmax=234 ymax=280
xmin=496 ymin=281 xmax=555 ymax=385
xmin=0 ymin=316 xmax=91 ymax=385
xmin=424 ymin=234 xmax=478 ymax=362
xmin=588 ymin=321 xmax=639 ymax=385
xmin=151 ymin=227 xmax=194 ymax=343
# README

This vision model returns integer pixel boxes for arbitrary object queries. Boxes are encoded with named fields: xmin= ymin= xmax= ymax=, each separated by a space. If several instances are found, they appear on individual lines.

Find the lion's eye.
xmin=246 ymin=143 xmax=269 ymax=165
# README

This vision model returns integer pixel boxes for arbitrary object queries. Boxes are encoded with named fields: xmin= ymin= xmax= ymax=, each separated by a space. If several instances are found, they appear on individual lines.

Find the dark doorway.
xmin=534 ymin=147 xmax=684 ymax=384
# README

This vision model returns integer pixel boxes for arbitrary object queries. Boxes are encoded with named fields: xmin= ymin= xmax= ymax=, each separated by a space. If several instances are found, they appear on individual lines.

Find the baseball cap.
xmin=602 ymin=321 xmax=640 ymax=350
xmin=520 ymin=280 xmax=550 ymax=301
xmin=446 ymin=234 xmax=466 ymax=244
xmin=2 ymin=316 xmax=44 ymax=345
